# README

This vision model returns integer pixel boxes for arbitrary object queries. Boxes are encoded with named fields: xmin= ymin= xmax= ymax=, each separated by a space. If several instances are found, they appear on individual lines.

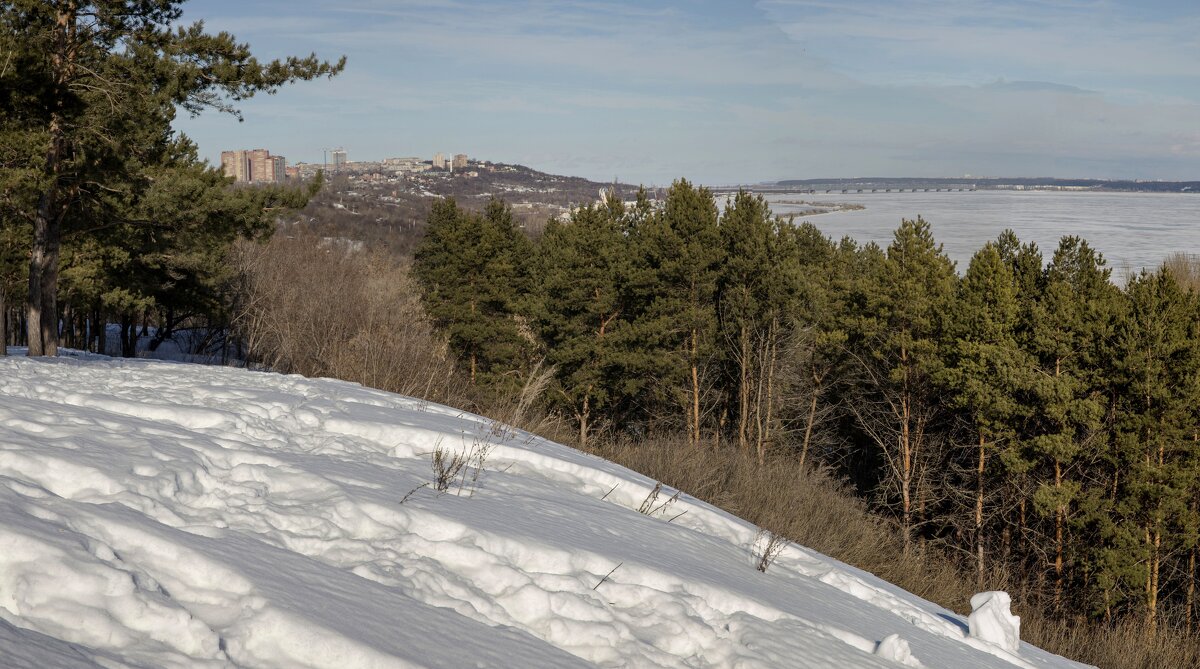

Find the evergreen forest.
xmin=413 ymin=183 xmax=1200 ymax=636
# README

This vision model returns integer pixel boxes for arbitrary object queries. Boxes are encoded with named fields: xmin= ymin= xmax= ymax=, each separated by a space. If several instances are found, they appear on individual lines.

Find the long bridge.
xmin=709 ymin=184 xmax=977 ymax=195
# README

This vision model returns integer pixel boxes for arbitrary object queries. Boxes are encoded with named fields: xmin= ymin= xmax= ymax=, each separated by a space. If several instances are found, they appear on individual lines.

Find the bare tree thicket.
xmin=230 ymin=234 xmax=469 ymax=405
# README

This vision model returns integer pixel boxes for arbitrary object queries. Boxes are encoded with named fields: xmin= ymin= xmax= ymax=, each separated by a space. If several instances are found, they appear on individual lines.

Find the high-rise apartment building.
xmin=330 ymin=148 xmax=347 ymax=171
xmin=221 ymin=149 xmax=287 ymax=183
xmin=247 ymin=149 xmax=272 ymax=182
xmin=220 ymin=150 xmax=250 ymax=182
xmin=452 ymin=154 xmax=468 ymax=170
xmin=432 ymin=152 xmax=446 ymax=169
xmin=269 ymin=155 xmax=286 ymax=182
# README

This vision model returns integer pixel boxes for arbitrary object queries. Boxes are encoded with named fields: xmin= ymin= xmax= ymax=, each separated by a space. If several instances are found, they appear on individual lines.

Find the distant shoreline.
xmin=762 ymin=176 xmax=1199 ymax=195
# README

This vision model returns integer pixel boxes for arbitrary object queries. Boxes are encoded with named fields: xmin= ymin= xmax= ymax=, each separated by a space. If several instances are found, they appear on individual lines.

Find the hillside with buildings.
xmin=265 ymin=153 xmax=645 ymax=248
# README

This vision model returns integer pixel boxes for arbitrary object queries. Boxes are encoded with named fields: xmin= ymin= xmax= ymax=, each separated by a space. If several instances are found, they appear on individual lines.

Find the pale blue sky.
xmin=173 ymin=0 xmax=1200 ymax=185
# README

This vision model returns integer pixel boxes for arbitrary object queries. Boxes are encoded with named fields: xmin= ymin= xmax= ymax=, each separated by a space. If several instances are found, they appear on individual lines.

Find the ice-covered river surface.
xmin=763 ymin=190 xmax=1198 ymax=277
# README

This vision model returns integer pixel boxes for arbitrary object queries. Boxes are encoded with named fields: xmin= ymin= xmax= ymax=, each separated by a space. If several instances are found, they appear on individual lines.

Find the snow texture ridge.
xmin=0 ymin=354 xmax=1093 ymax=668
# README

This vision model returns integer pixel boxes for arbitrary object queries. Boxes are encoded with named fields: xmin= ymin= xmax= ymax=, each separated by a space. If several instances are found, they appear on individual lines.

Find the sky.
xmin=172 ymin=0 xmax=1200 ymax=185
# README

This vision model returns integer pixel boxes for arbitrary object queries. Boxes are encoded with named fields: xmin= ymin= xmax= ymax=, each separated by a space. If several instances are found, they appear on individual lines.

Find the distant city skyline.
xmin=174 ymin=0 xmax=1200 ymax=186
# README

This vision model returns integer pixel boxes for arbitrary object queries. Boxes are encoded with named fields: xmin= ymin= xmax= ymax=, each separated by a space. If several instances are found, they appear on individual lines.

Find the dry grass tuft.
xmin=1021 ymin=610 xmax=1200 ymax=669
xmin=587 ymin=436 xmax=977 ymax=610
xmin=1162 ymin=252 xmax=1200 ymax=293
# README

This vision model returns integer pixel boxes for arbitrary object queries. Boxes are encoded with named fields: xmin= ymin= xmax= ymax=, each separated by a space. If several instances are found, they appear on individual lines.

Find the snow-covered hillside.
xmin=0 ymin=354 xmax=1091 ymax=668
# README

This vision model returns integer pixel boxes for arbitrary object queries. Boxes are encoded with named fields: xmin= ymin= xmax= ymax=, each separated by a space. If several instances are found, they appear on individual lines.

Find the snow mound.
xmin=970 ymin=591 xmax=1022 ymax=653
xmin=875 ymin=633 xmax=921 ymax=667
xmin=0 ymin=354 xmax=1091 ymax=668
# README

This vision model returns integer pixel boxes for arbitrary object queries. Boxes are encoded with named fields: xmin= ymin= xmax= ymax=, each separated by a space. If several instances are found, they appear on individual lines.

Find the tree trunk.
xmin=0 ymin=291 xmax=7 ymax=356
xmin=28 ymin=195 xmax=63 ymax=357
xmin=1054 ymin=457 xmax=1064 ymax=609
xmin=752 ymin=333 xmax=765 ymax=465
xmin=898 ymin=345 xmax=914 ymax=545
xmin=800 ymin=380 xmax=819 ymax=468
xmin=1019 ymin=497 xmax=1026 ymax=550
xmin=1145 ymin=436 xmax=1165 ymax=634
xmin=690 ymin=327 xmax=701 ymax=447
xmin=64 ymin=303 xmax=75 ymax=349
xmin=120 ymin=314 xmax=139 ymax=358
xmin=976 ymin=428 xmax=986 ymax=587
xmin=1148 ymin=522 xmax=1160 ymax=635
xmin=96 ymin=309 xmax=106 ymax=355
xmin=1188 ymin=542 xmax=1196 ymax=631
xmin=577 ymin=394 xmax=590 ymax=449
xmin=27 ymin=3 xmax=76 ymax=358
xmin=900 ymin=408 xmax=913 ymax=540
xmin=737 ymin=323 xmax=750 ymax=452
xmin=758 ymin=316 xmax=779 ymax=466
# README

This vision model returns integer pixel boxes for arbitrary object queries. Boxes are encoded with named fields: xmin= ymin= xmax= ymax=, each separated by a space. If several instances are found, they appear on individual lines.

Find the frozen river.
xmin=763 ymin=190 xmax=1198 ymax=277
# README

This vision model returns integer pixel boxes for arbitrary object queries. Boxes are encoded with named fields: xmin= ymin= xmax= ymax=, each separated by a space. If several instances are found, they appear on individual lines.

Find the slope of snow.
xmin=0 ymin=353 xmax=1092 ymax=668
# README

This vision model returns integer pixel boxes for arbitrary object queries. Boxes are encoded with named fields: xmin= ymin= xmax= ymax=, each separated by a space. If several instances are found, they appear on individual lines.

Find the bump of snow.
xmin=969 ymin=590 xmax=1022 ymax=652
xmin=875 ymin=633 xmax=921 ymax=667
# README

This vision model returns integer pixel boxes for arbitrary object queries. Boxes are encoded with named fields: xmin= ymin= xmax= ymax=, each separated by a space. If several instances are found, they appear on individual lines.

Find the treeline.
xmin=413 ymin=180 xmax=1200 ymax=633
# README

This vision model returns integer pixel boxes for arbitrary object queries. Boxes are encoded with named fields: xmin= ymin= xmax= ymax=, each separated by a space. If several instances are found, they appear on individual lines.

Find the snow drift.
xmin=0 ymin=353 xmax=1091 ymax=668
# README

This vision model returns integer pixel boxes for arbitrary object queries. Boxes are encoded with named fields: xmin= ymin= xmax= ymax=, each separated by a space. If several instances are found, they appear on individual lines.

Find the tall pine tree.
xmin=414 ymin=198 xmax=533 ymax=394
xmin=717 ymin=190 xmax=775 ymax=454
xmin=0 ymin=0 xmax=343 ymax=355
xmin=631 ymin=179 xmax=723 ymax=444
xmin=854 ymin=217 xmax=957 ymax=540
xmin=532 ymin=199 xmax=634 ymax=446
xmin=947 ymin=241 xmax=1031 ymax=583
xmin=1106 ymin=269 xmax=1199 ymax=630
xmin=1022 ymin=236 xmax=1118 ymax=607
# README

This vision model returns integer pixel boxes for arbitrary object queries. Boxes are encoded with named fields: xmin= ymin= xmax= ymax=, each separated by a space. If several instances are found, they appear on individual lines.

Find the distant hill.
xmin=283 ymin=161 xmax=644 ymax=252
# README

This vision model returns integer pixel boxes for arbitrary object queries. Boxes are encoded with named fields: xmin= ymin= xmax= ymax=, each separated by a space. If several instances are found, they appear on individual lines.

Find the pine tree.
xmin=774 ymin=221 xmax=840 ymax=466
xmin=631 ymin=179 xmax=723 ymax=444
xmin=0 ymin=0 xmax=343 ymax=356
xmin=717 ymin=190 xmax=775 ymax=454
xmin=414 ymin=198 xmax=532 ymax=394
xmin=947 ymin=241 xmax=1030 ymax=583
xmin=1107 ymin=269 xmax=1199 ymax=630
xmin=852 ymin=217 xmax=957 ymax=540
xmin=1023 ymin=236 xmax=1118 ymax=607
xmin=532 ymin=200 xmax=633 ymax=447
xmin=992 ymin=230 xmax=1044 ymax=555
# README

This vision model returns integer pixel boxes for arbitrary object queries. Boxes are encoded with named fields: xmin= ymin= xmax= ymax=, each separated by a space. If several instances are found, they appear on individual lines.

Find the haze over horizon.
xmin=173 ymin=0 xmax=1200 ymax=186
